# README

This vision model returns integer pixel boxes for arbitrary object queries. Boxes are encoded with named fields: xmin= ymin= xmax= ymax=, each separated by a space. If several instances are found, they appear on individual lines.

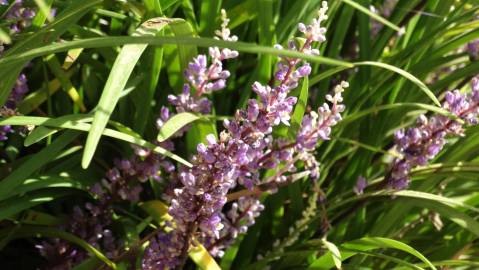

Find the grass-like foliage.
xmin=1 ymin=0 xmax=479 ymax=269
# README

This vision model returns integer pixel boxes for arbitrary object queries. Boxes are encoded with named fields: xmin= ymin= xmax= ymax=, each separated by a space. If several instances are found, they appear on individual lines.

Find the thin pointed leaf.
xmin=82 ymin=18 xmax=178 ymax=168
xmin=157 ymin=112 xmax=200 ymax=142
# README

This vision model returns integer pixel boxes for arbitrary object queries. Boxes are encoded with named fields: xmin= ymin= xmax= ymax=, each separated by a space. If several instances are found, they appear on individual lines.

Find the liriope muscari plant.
xmin=37 ymin=8 xmax=241 ymax=269
xmin=2 ymin=1 xmax=479 ymax=270
xmin=142 ymin=2 xmax=349 ymax=269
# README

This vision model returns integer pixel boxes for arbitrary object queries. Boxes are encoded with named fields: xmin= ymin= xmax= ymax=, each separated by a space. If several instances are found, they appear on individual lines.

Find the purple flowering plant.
xmin=2 ymin=1 xmax=479 ymax=269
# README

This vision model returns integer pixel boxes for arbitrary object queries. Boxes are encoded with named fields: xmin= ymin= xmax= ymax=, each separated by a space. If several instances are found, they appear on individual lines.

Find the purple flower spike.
xmin=169 ymin=8 xmax=239 ymax=117
xmin=37 ymin=203 xmax=120 ymax=269
xmin=297 ymin=2 xmax=328 ymax=42
xmin=467 ymin=39 xmax=479 ymax=60
xmin=297 ymin=81 xmax=348 ymax=150
xmin=3 ymin=0 xmax=36 ymax=34
xmin=144 ymin=2 xmax=347 ymax=264
xmin=387 ymin=77 xmax=479 ymax=189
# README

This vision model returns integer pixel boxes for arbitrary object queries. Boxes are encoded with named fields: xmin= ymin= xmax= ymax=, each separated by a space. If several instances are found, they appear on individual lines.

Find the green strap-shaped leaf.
xmin=189 ymin=239 xmax=222 ymax=270
xmin=339 ymin=103 xmax=460 ymax=127
xmin=45 ymin=54 xmax=87 ymax=112
xmin=32 ymin=0 xmax=54 ymax=24
xmin=289 ymin=76 xmax=309 ymax=139
xmin=0 ymin=28 xmax=11 ymax=44
xmin=132 ymin=7 xmax=164 ymax=135
xmin=12 ymin=173 xmax=92 ymax=198
xmin=0 ymin=130 xmax=79 ymax=201
xmin=0 ymin=115 xmax=192 ymax=167
xmin=329 ymin=190 xmax=479 ymax=214
xmin=341 ymin=248 xmax=424 ymax=270
xmin=407 ymin=198 xmax=479 ymax=237
xmin=25 ymin=126 xmax=62 ymax=146
xmin=82 ymin=18 xmax=179 ymax=168
xmin=322 ymin=239 xmax=342 ymax=269
xmin=199 ymin=0 xmax=222 ymax=36
xmin=0 ymin=190 xmax=71 ymax=221
xmin=0 ymin=37 xmax=353 ymax=69
xmin=341 ymin=0 xmax=401 ymax=32
xmin=157 ymin=112 xmax=200 ymax=141
xmin=309 ymin=237 xmax=436 ymax=270
xmin=163 ymin=20 xmax=198 ymax=92
xmin=354 ymin=61 xmax=441 ymax=107
xmin=391 ymin=190 xmax=479 ymax=213
xmin=345 ymin=238 xmax=436 ymax=270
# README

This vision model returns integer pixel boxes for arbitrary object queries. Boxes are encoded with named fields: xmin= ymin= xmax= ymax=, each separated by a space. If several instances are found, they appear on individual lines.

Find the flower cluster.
xmin=94 ymin=153 xmax=175 ymax=203
xmin=1 ymin=0 xmax=36 ymax=34
xmin=388 ymin=78 xmax=479 ymax=189
xmin=466 ymin=39 xmax=479 ymax=60
xmin=205 ymin=196 xmax=264 ymax=257
xmin=297 ymin=1 xmax=328 ymax=43
xmin=37 ymin=109 xmax=178 ymax=268
xmin=37 ymin=203 xmax=120 ymax=270
xmin=168 ymin=9 xmax=238 ymax=114
xmin=142 ymin=228 xmax=186 ymax=270
xmin=142 ymin=2 xmax=349 ymax=268
xmin=295 ymin=81 xmax=347 ymax=180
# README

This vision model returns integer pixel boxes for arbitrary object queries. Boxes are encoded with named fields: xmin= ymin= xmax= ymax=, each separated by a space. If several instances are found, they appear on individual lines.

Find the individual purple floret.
xmin=354 ymin=176 xmax=368 ymax=195
xmin=142 ymin=3 xmax=344 ymax=267
xmin=388 ymin=77 xmax=479 ymax=189
xmin=466 ymin=39 xmax=479 ymax=60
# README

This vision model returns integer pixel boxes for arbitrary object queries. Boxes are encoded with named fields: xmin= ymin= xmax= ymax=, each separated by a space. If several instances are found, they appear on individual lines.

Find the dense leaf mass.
xmin=1 ymin=1 xmax=479 ymax=270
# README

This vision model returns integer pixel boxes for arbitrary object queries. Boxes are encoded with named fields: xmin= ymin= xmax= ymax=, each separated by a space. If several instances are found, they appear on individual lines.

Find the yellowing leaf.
xmin=189 ymin=239 xmax=222 ymax=270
